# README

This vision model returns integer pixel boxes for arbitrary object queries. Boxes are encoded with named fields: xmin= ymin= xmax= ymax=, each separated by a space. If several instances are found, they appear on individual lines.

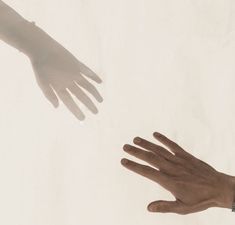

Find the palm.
xmin=30 ymin=40 xmax=103 ymax=120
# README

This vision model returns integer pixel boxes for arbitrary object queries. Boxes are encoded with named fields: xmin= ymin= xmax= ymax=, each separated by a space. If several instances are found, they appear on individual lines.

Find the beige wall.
xmin=0 ymin=0 xmax=235 ymax=224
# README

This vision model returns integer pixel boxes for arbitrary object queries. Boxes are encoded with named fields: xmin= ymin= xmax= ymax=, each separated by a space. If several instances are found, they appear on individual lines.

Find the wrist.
xmin=215 ymin=172 xmax=235 ymax=209
xmin=0 ymin=6 xmax=32 ymax=56
xmin=0 ymin=17 xmax=55 ymax=59
xmin=229 ymin=175 xmax=235 ymax=207
xmin=0 ymin=1 xmax=26 ymax=28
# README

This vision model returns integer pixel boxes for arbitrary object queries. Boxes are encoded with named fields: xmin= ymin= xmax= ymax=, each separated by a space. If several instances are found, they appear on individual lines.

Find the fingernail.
xmin=148 ymin=205 xmax=155 ymax=212
xmin=121 ymin=159 xmax=128 ymax=165
xmin=154 ymin=132 xmax=161 ymax=137
xmin=134 ymin=137 xmax=141 ymax=144
xmin=123 ymin=144 xmax=130 ymax=151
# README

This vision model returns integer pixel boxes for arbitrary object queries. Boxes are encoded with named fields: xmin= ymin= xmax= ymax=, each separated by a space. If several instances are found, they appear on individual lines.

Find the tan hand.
xmin=121 ymin=132 xmax=235 ymax=214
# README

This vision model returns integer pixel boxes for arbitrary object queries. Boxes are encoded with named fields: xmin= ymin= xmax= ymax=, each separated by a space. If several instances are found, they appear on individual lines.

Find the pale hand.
xmin=30 ymin=37 xmax=103 ymax=121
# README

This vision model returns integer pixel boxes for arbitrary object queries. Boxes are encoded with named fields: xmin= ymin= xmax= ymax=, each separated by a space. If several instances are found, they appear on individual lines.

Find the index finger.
xmin=78 ymin=61 xmax=102 ymax=83
xmin=121 ymin=158 xmax=173 ymax=190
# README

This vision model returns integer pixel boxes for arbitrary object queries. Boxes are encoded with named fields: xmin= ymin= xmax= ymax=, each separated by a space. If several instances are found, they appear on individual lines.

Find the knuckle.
xmin=146 ymin=152 xmax=156 ymax=161
xmin=172 ymin=177 xmax=187 ymax=187
xmin=148 ymin=143 xmax=157 ymax=150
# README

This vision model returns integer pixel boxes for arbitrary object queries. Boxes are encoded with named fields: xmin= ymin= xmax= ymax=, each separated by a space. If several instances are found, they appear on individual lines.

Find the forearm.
xmin=0 ymin=1 xmax=55 ymax=58
xmin=0 ymin=0 xmax=26 ymax=23
xmin=0 ymin=1 xmax=34 ymax=56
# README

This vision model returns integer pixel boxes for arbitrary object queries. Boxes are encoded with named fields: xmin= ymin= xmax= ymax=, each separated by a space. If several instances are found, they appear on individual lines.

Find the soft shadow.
xmin=0 ymin=0 xmax=103 ymax=121
xmin=29 ymin=29 xmax=104 ymax=121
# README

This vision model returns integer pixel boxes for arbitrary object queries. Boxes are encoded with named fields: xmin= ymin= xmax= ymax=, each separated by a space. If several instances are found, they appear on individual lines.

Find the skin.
xmin=0 ymin=1 xmax=103 ymax=121
xmin=121 ymin=131 xmax=235 ymax=214
xmin=29 ymin=29 xmax=103 ymax=120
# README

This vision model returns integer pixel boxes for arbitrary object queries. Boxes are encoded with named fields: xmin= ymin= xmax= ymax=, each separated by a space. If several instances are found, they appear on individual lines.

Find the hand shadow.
xmin=28 ymin=25 xmax=103 ymax=121
xmin=0 ymin=0 xmax=103 ymax=121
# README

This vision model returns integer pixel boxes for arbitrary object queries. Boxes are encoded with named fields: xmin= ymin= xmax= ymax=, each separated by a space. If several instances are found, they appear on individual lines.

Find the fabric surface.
xmin=0 ymin=0 xmax=235 ymax=224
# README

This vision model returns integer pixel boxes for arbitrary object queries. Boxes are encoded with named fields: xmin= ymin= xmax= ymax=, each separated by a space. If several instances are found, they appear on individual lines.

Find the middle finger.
xmin=123 ymin=144 xmax=179 ymax=175
xmin=133 ymin=137 xmax=184 ymax=166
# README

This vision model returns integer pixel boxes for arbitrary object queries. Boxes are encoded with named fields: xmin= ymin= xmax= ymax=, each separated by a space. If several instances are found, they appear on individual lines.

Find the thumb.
xmin=147 ymin=200 xmax=186 ymax=214
xmin=40 ymin=85 xmax=59 ymax=108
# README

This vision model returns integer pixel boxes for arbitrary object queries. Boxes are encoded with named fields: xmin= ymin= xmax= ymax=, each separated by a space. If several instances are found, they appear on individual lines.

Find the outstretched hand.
xmin=0 ymin=1 xmax=103 ymax=121
xmin=121 ymin=132 xmax=235 ymax=214
xmin=29 ymin=34 xmax=103 ymax=121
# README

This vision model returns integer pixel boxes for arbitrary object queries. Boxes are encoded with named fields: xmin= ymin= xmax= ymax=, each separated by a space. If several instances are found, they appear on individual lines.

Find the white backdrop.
xmin=1 ymin=0 xmax=235 ymax=224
